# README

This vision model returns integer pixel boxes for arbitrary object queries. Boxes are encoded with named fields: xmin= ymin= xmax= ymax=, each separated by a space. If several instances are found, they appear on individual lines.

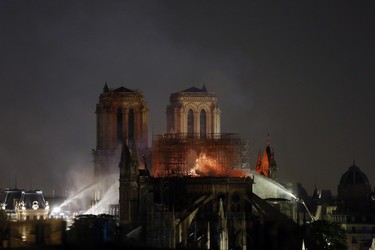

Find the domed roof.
xmin=339 ymin=162 xmax=369 ymax=186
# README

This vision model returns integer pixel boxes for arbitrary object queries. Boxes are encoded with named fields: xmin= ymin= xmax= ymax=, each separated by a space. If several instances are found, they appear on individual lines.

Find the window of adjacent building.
xmin=200 ymin=109 xmax=206 ymax=137
xmin=117 ymin=109 xmax=123 ymax=144
xmin=187 ymin=109 xmax=194 ymax=136
xmin=128 ymin=109 xmax=135 ymax=146
xmin=352 ymin=226 xmax=355 ymax=232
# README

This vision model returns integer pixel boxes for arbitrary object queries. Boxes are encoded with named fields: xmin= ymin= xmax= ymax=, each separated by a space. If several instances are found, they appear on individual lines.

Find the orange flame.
xmin=189 ymin=153 xmax=247 ymax=177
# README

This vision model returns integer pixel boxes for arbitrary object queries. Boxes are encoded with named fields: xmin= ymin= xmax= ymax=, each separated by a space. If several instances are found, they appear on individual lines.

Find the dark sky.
xmin=1 ymin=0 xmax=374 ymax=196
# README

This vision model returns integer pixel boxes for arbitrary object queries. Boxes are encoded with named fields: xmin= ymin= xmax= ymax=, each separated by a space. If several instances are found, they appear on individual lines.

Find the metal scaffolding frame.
xmin=151 ymin=133 xmax=250 ymax=177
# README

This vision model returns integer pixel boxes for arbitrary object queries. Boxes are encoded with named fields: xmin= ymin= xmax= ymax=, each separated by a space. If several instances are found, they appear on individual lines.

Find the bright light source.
xmin=52 ymin=206 xmax=61 ymax=214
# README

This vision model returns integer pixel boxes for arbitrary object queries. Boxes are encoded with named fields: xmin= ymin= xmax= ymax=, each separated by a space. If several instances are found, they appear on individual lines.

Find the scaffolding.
xmin=152 ymin=133 xmax=250 ymax=177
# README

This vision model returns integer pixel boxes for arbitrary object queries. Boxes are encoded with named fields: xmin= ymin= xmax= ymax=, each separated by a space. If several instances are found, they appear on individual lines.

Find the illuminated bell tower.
xmin=166 ymin=84 xmax=221 ymax=136
xmin=93 ymin=83 xmax=148 ymax=178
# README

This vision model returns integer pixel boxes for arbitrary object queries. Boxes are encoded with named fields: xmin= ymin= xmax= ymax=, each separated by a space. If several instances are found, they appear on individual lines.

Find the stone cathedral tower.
xmin=166 ymin=84 xmax=221 ymax=136
xmin=93 ymin=83 xmax=148 ymax=178
xmin=91 ymin=83 xmax=148 ymax=212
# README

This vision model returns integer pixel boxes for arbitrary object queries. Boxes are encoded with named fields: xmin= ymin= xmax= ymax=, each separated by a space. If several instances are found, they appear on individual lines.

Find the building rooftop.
xmin=339 ymin=162 xmax=369 ymax=186
xmin=113 ymin=86 xmax=135 ymax=92
xmin=2 ymin=189 xmax=47 ymax=210
xmin=180 ymin=85 xmax=207 ymax=93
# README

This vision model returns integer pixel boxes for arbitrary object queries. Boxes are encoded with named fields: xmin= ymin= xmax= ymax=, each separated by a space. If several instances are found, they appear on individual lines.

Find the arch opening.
xmin=200 ymin=109 xmax=206 ymax=138
xmin=187 ymin=109 xmax=194 ymax=137
xmin=117 ymin=108 xmax=123 ymax=144
xmin=128 ymin=109 xmax=135 ymax=146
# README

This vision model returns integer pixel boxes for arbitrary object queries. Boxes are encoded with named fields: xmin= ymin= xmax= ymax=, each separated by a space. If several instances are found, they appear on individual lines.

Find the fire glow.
xmin=189 ymin=153 xmax=247 ymax=177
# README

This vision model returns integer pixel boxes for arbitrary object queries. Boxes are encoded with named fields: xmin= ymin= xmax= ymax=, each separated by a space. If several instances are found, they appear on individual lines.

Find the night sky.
xmin=1 ymin=1 xmax=374 ymax=196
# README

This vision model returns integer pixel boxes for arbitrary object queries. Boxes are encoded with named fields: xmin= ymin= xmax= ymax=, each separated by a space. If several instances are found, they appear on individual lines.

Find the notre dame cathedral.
xmin=91 ymin=83 xmax=298 ymax=250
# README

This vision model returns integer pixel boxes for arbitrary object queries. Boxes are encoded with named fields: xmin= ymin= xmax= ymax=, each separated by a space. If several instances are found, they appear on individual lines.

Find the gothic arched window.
xmin=187 ymin=109 xmax=194 ymax=136
xmin=200 ymin=109 xmax=206 ymax=137
xmin=128 ymin=109 xmax=135 ymax=146
xmin=117 ymin=108 xmax=123 ymax=144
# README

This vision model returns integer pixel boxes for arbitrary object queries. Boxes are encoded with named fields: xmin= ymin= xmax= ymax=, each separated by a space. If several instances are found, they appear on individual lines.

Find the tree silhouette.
xmin=68 ymin=214 xmax=119 ymax=247
xmin=304 ymin=220 xmax=347 ymax=250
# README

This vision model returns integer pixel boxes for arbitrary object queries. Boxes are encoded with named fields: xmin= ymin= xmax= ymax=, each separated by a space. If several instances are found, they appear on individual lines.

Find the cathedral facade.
xmin=92 ymin=83 xmax=299 ymax=249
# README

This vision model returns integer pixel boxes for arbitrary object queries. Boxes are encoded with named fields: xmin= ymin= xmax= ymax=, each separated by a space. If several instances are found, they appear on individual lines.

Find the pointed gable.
xmin=113 ymin=86 xmax=135 ymax=92
xmin=103 ymin=82 xmax=109 ymax=93
xmin=181 ymin=86 xmax=204 ymax=92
